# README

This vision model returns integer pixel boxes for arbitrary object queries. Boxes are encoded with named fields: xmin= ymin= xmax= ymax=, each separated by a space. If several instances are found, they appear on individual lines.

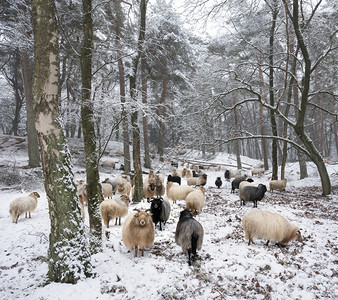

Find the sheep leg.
xmin=115 ymin=218 xmax=118 ymax=225
xmin=15 ymin=215 xmax=19 ymax=224
xmin=25 ymin=212 xmax=28 ymax=218
xmin=188 ymin=249 xmax=192 ymax=266
xmin=266 ymin=240 xmax=270 ymax=246
xmin=141 ymin=247 xmax=144 ymax=256
xmin=29 ymin=212 xmax=31 ymax=218
xmin=134 ymin=246 xmax=138 ymax=257
xmin=118 ymin=217 xmax=121 ymax=226
xmin=159 ymin=221 xmax=162 ymax=231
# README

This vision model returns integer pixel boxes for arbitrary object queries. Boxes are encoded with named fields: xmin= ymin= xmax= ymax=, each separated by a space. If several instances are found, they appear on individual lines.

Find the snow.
xmin=0 ymin=135 xmax=337 ymax=299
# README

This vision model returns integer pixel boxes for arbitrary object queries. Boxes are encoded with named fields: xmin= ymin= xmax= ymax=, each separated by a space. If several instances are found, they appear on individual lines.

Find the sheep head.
xmin=133 ymin=210 xmax=152 ymax=227
xmin=30 ymin=192 xmax=40 ymax=199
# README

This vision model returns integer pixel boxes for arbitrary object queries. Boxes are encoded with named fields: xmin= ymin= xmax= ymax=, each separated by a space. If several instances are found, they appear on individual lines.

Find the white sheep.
xmin=251 ymin=168 xmax=264 ymax=176
xmin=102 ymin=182 xmax=113 ymax=199
xmin=269 ymin=179 xmax=287 ymax=192
xmin=9 ymin=192 xmax=40 ymax=223
xmin=185 ymin=186 xmax=205 ymax=215
xmin=143 ymin=177 xmax=156 ymax=200
xmin=122 ymin=209 xmax=155 ymax=257
xmin=100 ymin=195 xmax=130 ymax=228
xmin=154 ymin=174 xmax=165 ymax=197
xmin=242 ymin=209 xmax=302 ymax=246
xmin=102 ymin=159 xmax=116 ymax=168
xmin=186 ymin=173 xmax=207 ymax=186
xmin=166 ymin=181 xmax=194 ymax=204
xmin=117 ymin=181 xmax=131 ymax=197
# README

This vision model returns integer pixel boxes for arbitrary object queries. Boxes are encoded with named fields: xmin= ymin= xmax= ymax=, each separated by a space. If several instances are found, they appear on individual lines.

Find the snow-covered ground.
xmin=0 ymin=135 xmax=337 ymax=299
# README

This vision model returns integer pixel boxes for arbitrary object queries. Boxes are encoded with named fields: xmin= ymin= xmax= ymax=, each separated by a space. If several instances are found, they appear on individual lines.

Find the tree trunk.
xmin=129 ymin=0 xmax=147 ymax=202
xmin=285 ymin=0 xmax=331 ymax=195
xmin=21 ymin=50 xmax=40 ymax=167
xmin=31 ymin=0 xmax=92 ymax=283
xmin=158 ymin=77 xmax=167 ymax=162
xmin=141 ymin=54 xmax=151 ymax=168
xmin=269 ymin=2 xmax=278 ymax=180
xmin=81 ymin=0 xmax=102 ymax=252
xmin=232 ymin=99 xmax=242 ymax=169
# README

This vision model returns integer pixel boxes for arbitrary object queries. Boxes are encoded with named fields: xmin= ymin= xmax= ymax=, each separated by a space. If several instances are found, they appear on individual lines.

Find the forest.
xmin=0 ymin=0 xmax=337 ymax=297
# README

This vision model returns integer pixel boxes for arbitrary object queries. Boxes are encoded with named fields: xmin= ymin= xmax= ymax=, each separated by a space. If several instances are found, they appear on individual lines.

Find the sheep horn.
xmin=133 ymin=208 xmax=141 ymax=212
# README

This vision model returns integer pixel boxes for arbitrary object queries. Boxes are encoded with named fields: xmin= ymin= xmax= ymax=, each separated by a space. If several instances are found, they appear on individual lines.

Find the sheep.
xmin=170 ymin=161 xmax=178 ymax=168
xmin=102 ymin=159 xmax=116 ymax=169
xmin=187 ymin=173 xmax=207 ymax=186
xmin=231 ymin=177 xmax=254 ymax=193
xmin=154 ymin=175 xmax=165 ymax=197
xmin=185 ymin=186 xmax=205 ymax=215
xmin=150 ymin=197 xmax=171 ymax=231
xmin=78 ymin=185 xmax=88 ymax=220
xmin=166 ymin=181 xmax=194 ymax=204
xmin=192 ymin=170 xmax=200 ymax=177
xmin=167 ymin=174 xmax=181 ymax=185
xmin=184 ymin=169 xmax=192 ymax=178
xmin=175 ymin=209 xmax=204 ymax=266
xmin=214 ymin=165 xmax=221 ymax=171
xmin=143 ymin=177 xmax=156 ymax=200
xmin=242 ymin=209 xmax=302 ymax=246
xmin=224 ymin=169 xmax=230 ymax=181
xmin=251 ymin=168 xmax=264 ymax=176
xmin=172 ymin=168 xmax=183 ymax=177
xmin=122 ymin=209 xmax=155 ymax=257
xmin=102 ymin=182 xmax=113 ymax=199
xmin=117 ymin=181 xmax=131 ymax=197
xmin=215 ymin=177 xmax=222 ymax=188
xmin=100 ymin=195 xmax=130 ymax=228
xmin=238 ymin=181 xmax=254 ymax=203
xmin=9 ymin=192 xmax=40 ymax=223
xmin=240 ymin=184 xmax=267 ymax=208
xmin=269 ymin=179 xmax=287 ymax=192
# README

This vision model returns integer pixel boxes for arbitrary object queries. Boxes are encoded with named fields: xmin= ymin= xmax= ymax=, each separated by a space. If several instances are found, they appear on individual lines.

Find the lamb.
xmin=242 ymin=209 xmax=302 ymax=246
xmin=231 ymin=177 xmax=254 ymax=193
xmin=185 ymin=186 xmax=205 ymax=215
xmin=269 ymin=179 xmax=287 ymax=192
xmin=175 ymin=209 xmax=204 ymax=266
xmin=166 ymin=181 xmax=194 ymax=204
xmin=9 ymin=192 xmax=40 ymax=223
xmin=102 ymin=177 xmax=129 ymax=195
xmin=187 ymin=173 xmax=207 ymax=186
xmin=251 ymin=168 xmax=264 ymax=176
xmin=215 ymin=177 xmax=222 ymax=188
xmin=122 ymin=209 xmax=155 ymax=257
xmin=100 ymin=195 xmax=130 ymax=228
xmin=150 ymin=197 xmax=171 ymax=231
xmin=240 ymin=184 xmax=267 ymax=207
xmin=167 ymin=174 xmax=181 ymax=185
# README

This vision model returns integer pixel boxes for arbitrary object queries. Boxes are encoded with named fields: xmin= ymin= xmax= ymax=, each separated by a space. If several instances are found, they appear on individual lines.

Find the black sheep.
xmin=241 ymin=184 xmax=267 ymax=207
xmin=215 ymin=177 xmax=222 ymax=188
xmin=150 ymin=197 xmax=171 ymax=231
xmin=231 ymin=178 xmax=254 ymax=193
xmin=175 ymin=209 xmax=204 ymax=266
xmin=167 ymin=174 xmax=181 ymax=185
xmin=224 ymin=169 xmax=230 ymax=181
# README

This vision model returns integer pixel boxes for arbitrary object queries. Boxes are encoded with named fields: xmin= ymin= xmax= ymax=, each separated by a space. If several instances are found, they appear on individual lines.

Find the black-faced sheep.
xmin=192 ymin=170 xmax=200 ymax=177
xmin=269 ymin=179 xmax=287 ymax=192
xmin=100 ymin=195 xmax=130 ymax=227
xmin=185 ymin=186 xmax=205 ymax=215
xmin=175 ymin=209 xmax=204 ymax=266
xmin=187 ymin=173 xmax=207 ymax=186
xmin=215 ymin=177 xmax=222 ymax=188
xmin=166 ymin=181 xmax=194 ymax=204
xmin=167 ymin=174 xmax=181 ymax=185
xmin=150 ymin=197 xmax=171 ymax=231
xmin=9 ymin=192 xmax=40 ymax=223
xmin=122 ymin=209 xmax=155 ymax=257
xmin=231 ymin=177 xmax=254 ymax=193
xmin=240 ymin=184 xmax=267 ymax=207
xmin=242 ymin=208 xmax=302 ymax=246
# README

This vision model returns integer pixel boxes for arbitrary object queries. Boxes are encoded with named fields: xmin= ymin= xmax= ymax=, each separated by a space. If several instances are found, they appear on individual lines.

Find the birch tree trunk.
xmin=31 ymin=0 xmax=92 ymax=283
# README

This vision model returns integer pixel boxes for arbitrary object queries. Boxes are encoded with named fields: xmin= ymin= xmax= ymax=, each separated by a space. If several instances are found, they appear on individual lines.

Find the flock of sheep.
xmin=8 ymin=161 xmax=302 ymax=266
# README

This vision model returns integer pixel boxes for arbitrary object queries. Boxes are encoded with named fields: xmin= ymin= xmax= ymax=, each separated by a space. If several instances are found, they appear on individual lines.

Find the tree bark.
xmin=269 ymin=1 xmax=278 ymax=180
xmin=21 ymin=50 xmax=40 ymax=167
xmin=158 ymin=77 xmax=167 ymax=162
xmin=129 ymin=0 xmax=147 ymax=202
xmin=31 ymin=0 xmax=92 ymax=283
xmin=81 ymin=0 xmax=102 ymax=252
